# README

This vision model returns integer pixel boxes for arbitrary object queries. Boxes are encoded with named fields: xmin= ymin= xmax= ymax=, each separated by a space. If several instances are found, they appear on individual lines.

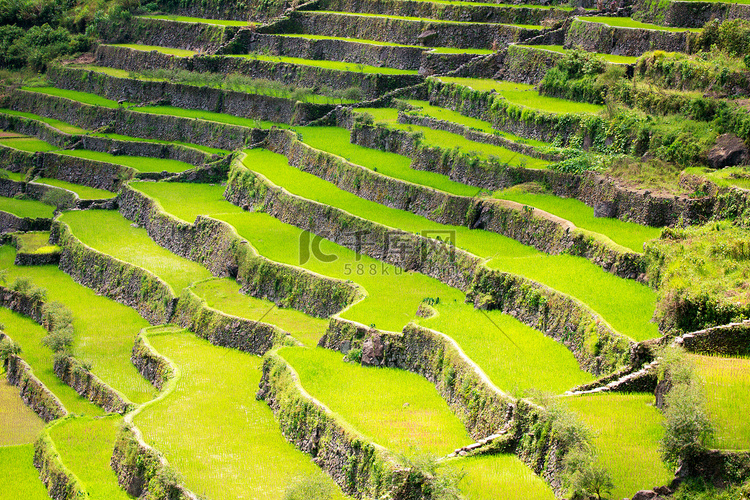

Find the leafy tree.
xmin=563 ymin=448 xmax=614 ymax=500
xmin=0 ymin=337 xmax=21 ymax=363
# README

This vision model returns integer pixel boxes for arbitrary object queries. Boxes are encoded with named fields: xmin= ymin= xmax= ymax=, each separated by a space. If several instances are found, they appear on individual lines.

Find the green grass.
xmin=448 ymin=454 xmax=556 ymax=500
xmin=56 ymin=149 xmax=193 ymax=174
xmin=0 ymin=108 xmax=87 ymax=134
xmin=59 ymin=210 xmax=212 ymax=293
xmin=0 ymin=196 xmax=55 ymax=219
xmin=685 ymin=166 xmax=750 ymax=191
xmin=0 ymin=305 xmax=104 ymax=416
xmin=107 ymin=44 xmax=197 ymax=57
xmin=281 ymin=346 xmax=472 ymax=455
xmin=49 ymin=416 xmax=131 ymax=500
xmin=133 ymin=105 xmax=287 ymax=130
xmin=241 ymin=148 xmax=659 ymax=341
xmin=135 ymin=327 xmax=347 ymax=500
xmin=0 ymin=246 xmax=155 ymax=404
xmin=437 ymin=77 xmax=605 ymax=114
xmin=137 ymin=14 xmax=254 ymax=26
xmin=0 ymin=377 xmax=46 ymax=445
xmin=567 ymin=393 xmax=673 ymax=500
xmin=91 ymin=133 xmax=228 ymax=155
xmin=231 ymin=53 xmax=419 ymax=75
xmin=35 ymin=178 xmax=116 ymax=199
xmin=0 ymin=169 xmax=25 ymax=181
xmin=309 ymin=10 xmax=542 ymax=28
xmin=130 ymin=182 xmax=244 ymax=223
xmin=691 ymin=354 xmax=750 ymax=450
xmin=580 ymin=16 xmax=702 ymax=32
xmin=191 ymin=278 xmax=329 ymax=347
xmin=493 ymin=185 xmax=663 ymax=252
xmin=277 ymin=33 xmax=420 ymax=48
xmin=429 ymin=47 xmax=494 ymax=54
xmin=21 ymin=87 xmax=122 ymax=108
xmin=355 ymin=107 xmax=548 ymax=168
xmin=294 ymin=126 xmax=484 ymax=197
xmin=0 ymin=444 xmax=50 ymax=500
xmin=0 ymin=136 xmax=58 ymax=152
xmin=14 ymin=232 xmax=59 ymax=255
xmin=518 ymin=45 xmax=639 ymax=64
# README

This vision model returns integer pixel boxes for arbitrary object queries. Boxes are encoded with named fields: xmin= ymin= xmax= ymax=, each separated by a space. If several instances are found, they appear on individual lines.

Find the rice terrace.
xmin=2 ymin=0 xmax=750 ymax=498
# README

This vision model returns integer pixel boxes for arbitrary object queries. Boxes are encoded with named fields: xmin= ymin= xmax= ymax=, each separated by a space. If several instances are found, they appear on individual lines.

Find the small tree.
xmin=564 ymin=448 xmax=614 ymax=500
xmin=283 ymin=475 xmax=334 ymax=500
xmin=0 ymin=337 xmax=21 ymax=364
xmin=42 ymin=325 xmax=74 ymax=353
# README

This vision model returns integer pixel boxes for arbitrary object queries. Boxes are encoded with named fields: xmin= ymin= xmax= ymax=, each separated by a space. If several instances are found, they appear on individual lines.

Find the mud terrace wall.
xmin=563 ymin=18 xmax=697 ymax=56
xmin=50 ymin=64 xmax=335 ymax=126
xmin=3 ymin=351 xmax=67 ymax=422
xmin=94 ymin=44 xmax=423 ymax=100
xmin=118 ymin=185 xmax=358 ymax=317
xmin=468 ymin=266 xmax=633 ymax=375
xmin=131 ymin=332 xmax=173 ymax=391
xmin=238 ymin=32 xmax=426 ymax=71
xmin=634 ymin=0 xmax=750 ymax=28
xmin=6 ymin=90 xmax=268 ymax=151
xmin=111 ymin=424 xmax=199 ymax=500
xmin=52 ymin=221 xmax=177 ymax=324
xmin=53 ymin=354 xmax=135 ymax=414
xmin=172 ymin=287 xmax=288 ymax=354
xmin=34 ymin=427 xmax=87 ymax=500
xmin=257 ymin=352 xmax=432 ymax=498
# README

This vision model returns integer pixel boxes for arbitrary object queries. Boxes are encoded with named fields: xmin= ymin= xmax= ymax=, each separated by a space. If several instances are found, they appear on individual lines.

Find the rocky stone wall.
xmin=131 ymin=331 xmax=173 ymax=391
xmin=6 ymin=89 xmax=267 ymax=151
xmin=118 ymin=185 xmax=358 ymax=317
xmin=0 ymin=210 xmax=51 ymax=234
xmin=257 ymin=352 xmax=432 ymax=498
xmin=674 ymin=321 xmax=750 ymax=357
xmin=680 ymin=449 xmax=750 ymax=488
xmin=53 ymin=354 xmax=135 ymax=414
xmin=633 ymin=0 xmax=750 ymax=28
xmin=150 ymin=0 xmax=284 ymax=22
xmin=0 ymin=112 xmax=74 ymax=149
xmin=34 ymin=428 xmax=87 ymax=500
xmin=419 ymin=50 xmax=483 ymax=76
xmin=563 ymin=18 xmax=697 ymax=56
xmin=14 ymin=251 xmax=61 ymax=267
xmin=49 ymin=64 xmax=334 ymax=126
xmin=266 ymin=10 xmax=544 ymax=49
xmin=52 ymin=220 xmax=177 ymax=324
xmin=172 ymin=287 xmax=288 ymax=354
xmin=468 ymin=266 xmax=634 ymax=375
xmin=3 ymin=352 xmax=67 ymax=422
xmin=93 ymin=45 xmax=423 ymax=100
xmin=498 ymin=44 xmax=563 ymax=84
xmin=101 ymin=16 xmax=237 ymax=52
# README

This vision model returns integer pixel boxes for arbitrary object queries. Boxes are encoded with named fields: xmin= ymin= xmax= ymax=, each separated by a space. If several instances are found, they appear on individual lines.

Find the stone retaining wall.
xmin=94 ymin=44 xmax=423 ymax=100
xmin=53 ymin=354 xmax=136 ymax=414
xmin=118 ymin=185 xmax=359 ymax=317
xmin=52 ymin=220 xmax=177 ymax=324
xmin=3 ymin=351 xmax=67 ymax=422
xmin=101 ymin=16 xmax=238 ymax=52
xmin=50 ymin=64 xmax=334 ymax=126
xmin=563 ymin=18 xmax=697 ymax=56
xmin=131 ymin=331 xmax=173 ymax=391
xmin=0 ymin=210 xmax=51 ymax=234
xmin=172 ymin=287 xmax=288 ymax=355
xmin=34 ymin=428 xmax=87 ymax=500
xmin=634 ymin=0 xmax=750 ymax=28
xmin=674 ymin=321 xmax=750 ymax=357
xmin=499 ymin=44 xmax=564 ymax=84
xmin=257 ymin=352 xmax=432 ymax=498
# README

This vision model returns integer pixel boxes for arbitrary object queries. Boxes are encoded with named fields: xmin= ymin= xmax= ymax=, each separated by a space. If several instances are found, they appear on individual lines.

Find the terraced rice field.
xmin=518 ymin=45 xmax=640 ymax=64
xmin=0 ymin=196 xmax=55 ymax=219
xmin=580 ymin=16 xmax=702 ymax=32
xmin=0 ymin=378 xmax=45 ymax=445
xmin=0 ymin=444 xmax=50 ymax=499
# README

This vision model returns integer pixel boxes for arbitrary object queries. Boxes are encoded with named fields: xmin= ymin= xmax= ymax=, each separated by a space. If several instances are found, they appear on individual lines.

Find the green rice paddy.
xmin=137 ymin=14 xmax=254 ymax=26
xmin=276 ymin=33 xmax=421 ymax=48
xmin=354 ymin=107 xmax=548 ymax=168
xmin=519 ymin=45 xmax=639 ymax=64
xmin=134 ymin=326 xmax=347 ymax=500
xmin=437 ymin=77 xmax=605 ymax=114
xmin=0 ymin=444 xmax=50 ymax=499
xmin=131 ymin=181 xmax=244 ymax=222
xmin=133 ymin=105 xmax=286 ymax=130
xmin=0 ymin=196 xmax=55 ymax=219
xmin=308 ymin=10 xmax=542 ymax=28
xmin=49 ymin=416 xmax=131 ymax=500
xmin=34 ymin=178 xmax=115 ymax=199
xmin=579 ymin=16 xmax=702 ymax=32
xmin=449 ymin=454 xmax=556 ymax=500
xmin=0 ymin=169 xmax=25 ymax=181
xmin=232 ymin=53 xmax=419 ymax=75
xmin=13 ymin=232 xmax=58 ymax=255
xmin=92 ymin=133 xmax=228 ymax=155
xmin=567 ymin=393 xmax=672 ymax=500
xmin=191 ymin=278 xmax=329 ymax=347
xmin=108 ymin=43 xmax=197 ymax=57
xmin=0 ymin=378 xmax=45 ymax=445
xmin=493 ymin=185 xmax=663 ymax=252
xmin=56 ymin=149 xmax=193 ymax=174
xmin=21 ymin=87 xmax=123 ymax=108
xmin=0 ymin=246 xmax=155 ymax=404
xmin=0 ymin=109 xmax=87 ymax=134
xmin=59 ymin=210 xmax=212 ymax=293
xmin=692 ymin=354 xmax=750 ymax=450
xmin=0 ymin=136 xmax=57 ymax=152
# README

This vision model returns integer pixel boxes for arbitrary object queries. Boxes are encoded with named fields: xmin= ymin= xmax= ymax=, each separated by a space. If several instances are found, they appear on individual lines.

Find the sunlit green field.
xmin=280 ymin=346 xmax=473 ymax=456
xmin=449 ymin=454 xmax=556 ymax=500
xmin=580 ymin=16 xmax=701 ymax=32
xmin=0 ymin=247 xmax=155 ymax=404
xmin=0 ymin=136 xmax=57 ymax=152
xmin=191 ymin=278 xmax=329 ymax=347
xmin=0 ymin=196 xmax=54 ymax=219
xmin=60 ymin=210 xmax=212 ymax=293
xmin=354 ymin=108 xmax=548 ymax=168
xmin=691 ymin=354 xmax=750 ymax=450
xmin=306 ymin=10 xmax=542 ymax=28
xmin=493 ymin=185 xmax=663 ymax=252
xmin=518 ymin=45 xmax=639 ymax=64
xmin=232 ymin=53 xmax=419 ymax=75
xmin=49 ymin=416 xmax=131 ymax=500
xmin=21 ymin=87 xmax=123 ymax=108
xmin=13 ymin=232 xmax=58 ymax=255
xmin=567 ymin=393 xmax=673 ymax=500
xmin=133 ymin=105 xmax=287 ymax=129
xmin=0 ymin=109 xmax=87 ymax=134
xmin=437 ymin=78 xmax=605 ymax=114
xmin=0 ymin=377 xmax=45 ymax=446
xmin=106 ymin=43 xmax=197 ymax=57
xmin=0 ymin=444 xmax=50 ymax=499
xmin=131 ymin=181 xmax=244 ymax=222
xmin=137 ymin=14 xmax=254 ymax=26
xmin=135 ymin=327 xmax=347 ymax=500
xmin=56 ymin=149 xmax=193 ymax=174
xmin=34 ymin=178 xmax=115 ymax=199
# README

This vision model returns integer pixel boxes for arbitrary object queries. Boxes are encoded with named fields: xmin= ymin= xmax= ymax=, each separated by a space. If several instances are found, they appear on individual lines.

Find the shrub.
xmin=283 ymin=475 xmax=334 ymax=500
xmin=42 ymin=301 xmax=74 ymax=332
xmin=42 ymin=324 xmax=74 ymax=352
xmin=9 ymin=276 xmax=33 ymax=294
xmin=41 ymin=188 xmax=76 ymax=210
xmin=0 ymin=337 xmax=21 ymax=363
xmin=343 ymin=348 xmax=362 ymax=364
xmin=563 ymin=448 xmax=614 ymax=500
